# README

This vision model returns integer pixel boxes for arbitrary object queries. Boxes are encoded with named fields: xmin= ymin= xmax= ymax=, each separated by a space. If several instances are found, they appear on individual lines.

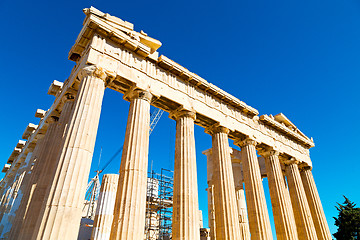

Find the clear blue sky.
xmin=1 ymin=0 xmax=360 ymax=237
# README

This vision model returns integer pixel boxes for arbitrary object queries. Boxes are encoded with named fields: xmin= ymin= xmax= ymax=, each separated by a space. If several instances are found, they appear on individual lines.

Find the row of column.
xmin=110 ymin=93 xmax=202 ymax=239
xmin=2 ymin=63 xmax=331 ymax=240
xmin=0 ymin=151 xmax=33 ymax=238
xmin=3 ymin=65 xmax=106 ymax=240
xmin=205 ymin=138 xmax=332 ymax=240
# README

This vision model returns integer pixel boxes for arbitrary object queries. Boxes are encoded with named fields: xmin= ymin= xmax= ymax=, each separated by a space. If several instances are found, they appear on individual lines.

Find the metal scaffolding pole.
xmin=145 ymin=168 xmax=174 ymax=240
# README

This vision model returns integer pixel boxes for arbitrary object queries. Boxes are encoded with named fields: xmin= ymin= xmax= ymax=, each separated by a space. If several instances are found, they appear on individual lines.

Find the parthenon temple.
xmin=0 ymin=7 xmax=332 ymax=240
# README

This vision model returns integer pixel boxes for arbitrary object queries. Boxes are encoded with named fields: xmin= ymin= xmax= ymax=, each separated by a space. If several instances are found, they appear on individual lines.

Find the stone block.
xmin=47 ymin=80 xmax=63 ymax=96
xmin=16 ymin=140 xmax=26 ymax=149
xmin=35 ymin=109 xmax=46 ymax=118
xmin=22 ymin=123 xmax=38 ymax=140
xmin=1 ymin=164 xmax=11 ymax=173
xmin=7 ymin=148 xmax=22 ymax=163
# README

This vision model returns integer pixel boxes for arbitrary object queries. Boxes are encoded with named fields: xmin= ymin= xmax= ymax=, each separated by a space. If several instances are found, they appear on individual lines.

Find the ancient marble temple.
xmin=0 ymin=7 xmax=331 ymax=240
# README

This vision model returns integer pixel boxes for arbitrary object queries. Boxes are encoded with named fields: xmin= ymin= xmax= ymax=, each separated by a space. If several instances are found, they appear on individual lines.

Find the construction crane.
xmin=83 ymin=172 xmax=101 ymax=219
xmin=149 ymin=108 xmax=164 ymax=135
xmin=83 ymin=108 xmax=164 ymax=219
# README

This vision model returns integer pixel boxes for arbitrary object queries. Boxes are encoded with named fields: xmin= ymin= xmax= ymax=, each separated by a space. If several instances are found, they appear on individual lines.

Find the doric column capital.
xmin=283 ymin=157 xmax=300 ymax=166
xmin=258 ymin=148 xmax=280 ymax=158
xmin=78 ymin=65 xmax=114 ymax=83
xmin=235 ymin=138 xmax=257 ymax=148
xmin=47 ymin=116 xmax=59 ymax=124
xmin=57 ymin=92 xmax=76 ymax=116
xmin=27 ymin=142 xmax=36 ymax=152
xmin=299 ymin=163 xmax=312 ymax=171
xmin=123 ymin=87 xmax=152 ymax=103
xmin=64 ymin=91 xmax=76 ymax=101
xmin=205 ymin=123 xmax=229 ymax=135
xmin=169 ymin=108 xmax=196 ymax=121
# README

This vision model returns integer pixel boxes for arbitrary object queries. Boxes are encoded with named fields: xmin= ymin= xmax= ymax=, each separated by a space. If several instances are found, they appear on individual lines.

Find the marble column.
xmin=260 ymin=150 xmax=298 ymax=240
xmin=18 ymin=99 xmax=74 ymax=239
xmin=0 ymin=151 xmax=34 ymax=239
xmin=300 ymin=166 xmax=332 ymax=240
xmin=91 ymin=174 xmax=119 ymax=240
xmin=285 ymin=160 xmax=317 ymax=240
xmin=0 ymin=170 xmax=25 ymax=229
xmin=236 ymin=188 xmax=251 ymax=240
xmin=206 ymin=186 xmax=216 ymax=240
xmin=236 ymin=139 xmax=273 ymax=239
xmin=0 ymin=176 xmax=16 ymax=222
xmin=0 ymin=162 xmax=23 ymax=217
xmin=170 ymin=109 xmax=200 ymax=240
xmin=205 ymin=125 xmax=241 ymax=240
xmin=31 ymin=65 xmax=106 ymax=240
xmin=203 ymin=149 xmax=216 ymax=240
xmin=7 ymin=137 xmax=45 ymax=240
xmin=232 ymin=162 xmax=250 ymax=240
xmin=0 ymin=172 xmax=20 ymax=223
xmin=110 ymin=89 xmax=152 ymax=240
xmin=0 ymin=184 xmax=7 ymax=207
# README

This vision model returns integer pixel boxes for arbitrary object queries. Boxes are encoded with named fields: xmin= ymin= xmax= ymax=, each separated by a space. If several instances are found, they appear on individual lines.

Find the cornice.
xmin=169 ymin=107 xmax=196 ymax=121
xmin=205 ymin=123 xmax=230 ymax=135
xmin=259 ymin=114 xmax=314 ymax=148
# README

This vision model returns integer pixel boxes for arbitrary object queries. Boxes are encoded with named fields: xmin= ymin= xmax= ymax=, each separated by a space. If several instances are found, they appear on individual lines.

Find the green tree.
xmin=333 ymin=196 xmax=360 ymax=240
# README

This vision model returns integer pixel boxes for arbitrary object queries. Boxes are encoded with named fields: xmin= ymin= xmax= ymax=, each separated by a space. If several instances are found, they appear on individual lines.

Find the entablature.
xmin=65 ymin=7 xmax=314 ymax=165
xmin=4 ymin=105 xmax=54 ymax=175
xmin=260 ymin=114 xmax=314 ymax=148
xmin=157 ymin=55 xmax=258 ymax=116
xmin=69 ymin=7 xmax=161 ymax=62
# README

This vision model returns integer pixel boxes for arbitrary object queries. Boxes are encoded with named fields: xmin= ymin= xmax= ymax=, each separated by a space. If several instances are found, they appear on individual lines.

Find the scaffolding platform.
xmin=145 ymin=168 xmax=174 ymax=240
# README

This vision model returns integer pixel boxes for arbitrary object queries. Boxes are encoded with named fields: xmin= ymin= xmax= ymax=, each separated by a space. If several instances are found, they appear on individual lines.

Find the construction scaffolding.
xmin=145 ymin=168 xmax=174 ymax=240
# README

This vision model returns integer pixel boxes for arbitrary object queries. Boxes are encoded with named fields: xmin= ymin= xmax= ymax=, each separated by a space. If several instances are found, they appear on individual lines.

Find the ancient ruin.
xmin=0 ymin=7 xmax=332 ymax=240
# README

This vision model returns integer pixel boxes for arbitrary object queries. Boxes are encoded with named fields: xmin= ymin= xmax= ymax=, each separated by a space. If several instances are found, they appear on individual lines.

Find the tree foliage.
xmin=333 ymin=196 xmax=360 ymax=240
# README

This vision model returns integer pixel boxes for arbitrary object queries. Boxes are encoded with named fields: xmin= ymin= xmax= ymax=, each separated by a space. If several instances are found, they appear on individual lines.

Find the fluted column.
xmin=205 ymin=125 xmax=241 ymax=240
xmin=206 ymin=186 xmax=216 ymax=240
xmin=236 ymin=138 xmax=273 ymax=239
xmin=0 ymin=185 xmax=7 ymax=207
xmin=232 ymin=162 xmax=250 ymax=240
xmin=110 ymin=89 xmax=152 ymax=240
xmin=0 ymin=169 xmax=26 ymax=237
xmin=18 ymin=99 xmax=74 ymax=239
xmin=16 ymin=119 xmax=58 ymax=239
xmin=0 ymin=161 xmax=23 ymax=220
xmin=0 ymin=150 xmax=34 ymax=239
xmin=204 ymin=148 xmax=216 ymax=240
xmin=0 ymin=176 xmax=17 ymax=222
xmin=31 ymin=65 xmax=106 ymax=240
xmin=260 ymin=150 xmax=298 ymax=240
xmin=285 ymin=160 xmax=317 ymax=240
xmin=8 ymin=137 xmax=45 ymax=240
xmin=91 ymin=174 xmax=119 ymax=240
xmin=0 ymin=171 xmax=22 ymax=224
xmin=236 ymin=186 xmax=251 ymax=240
xmin=170 ymin=109 xmax=200 ymax=240
xmin=300 ymin=166 xmax=332 ymax=240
